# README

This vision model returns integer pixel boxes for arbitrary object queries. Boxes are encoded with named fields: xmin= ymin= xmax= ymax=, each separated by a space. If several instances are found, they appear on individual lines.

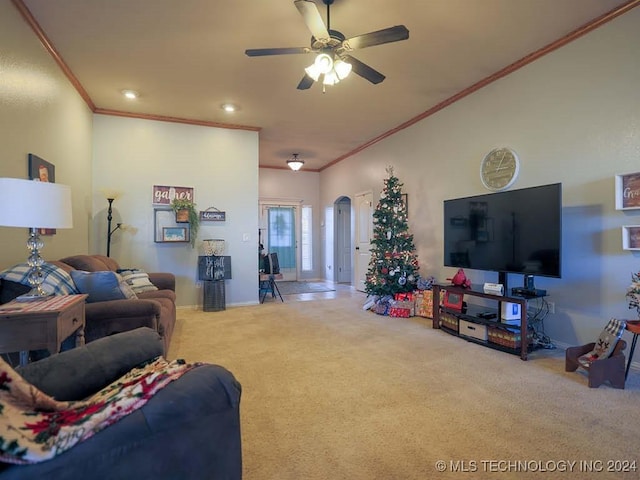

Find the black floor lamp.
xmin=106 ymin=197 xmax=122 ymax=257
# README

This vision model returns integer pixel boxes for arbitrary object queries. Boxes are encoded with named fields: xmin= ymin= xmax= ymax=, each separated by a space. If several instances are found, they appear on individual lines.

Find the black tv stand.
xmin=432 ymin=283 xmax=547 ymax=360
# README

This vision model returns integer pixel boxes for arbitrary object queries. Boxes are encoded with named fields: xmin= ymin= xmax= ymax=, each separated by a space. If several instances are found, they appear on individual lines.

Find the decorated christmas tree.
xmin=365 ymin=166 xmax=419 ymax=296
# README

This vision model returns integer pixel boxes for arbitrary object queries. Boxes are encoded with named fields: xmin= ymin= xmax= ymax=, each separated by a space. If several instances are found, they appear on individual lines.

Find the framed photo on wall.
xmin=615 ymin=172 xmax=640 ymax=210
xmin=162 ymin=227 xmax=188 ymax=242
xmin=622 ymin=225 xmax=640 ymax=251
xmin=28 ymin=153 xmax=56 ymax=235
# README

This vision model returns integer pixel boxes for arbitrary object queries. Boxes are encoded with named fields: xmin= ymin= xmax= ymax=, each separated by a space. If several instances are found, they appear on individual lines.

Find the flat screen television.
xmin=443 ymin=183 xmax=562 ymax=283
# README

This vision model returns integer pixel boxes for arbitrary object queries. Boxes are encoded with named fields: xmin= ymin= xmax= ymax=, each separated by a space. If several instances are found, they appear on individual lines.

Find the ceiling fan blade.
xmin=297 ymin=74 xmax=315 ymax=90
xmin=343 ymin=25 xmax=409 ymax=51
xmin=294 ymin=0 xmax=330 ymax=43
xmin=245 ymin=47 xmax=311 ymax=57
xmin=343 ymin=55 xmax=385 ymax=84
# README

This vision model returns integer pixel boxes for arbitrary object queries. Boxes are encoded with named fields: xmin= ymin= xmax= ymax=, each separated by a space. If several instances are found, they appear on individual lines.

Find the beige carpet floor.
xmin=169 ymin=296 xmax=640 ymax=480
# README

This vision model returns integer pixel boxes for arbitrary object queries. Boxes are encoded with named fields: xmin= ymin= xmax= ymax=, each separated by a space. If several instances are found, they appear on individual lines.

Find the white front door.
xmin=354 ymin=192 xmax=373 ymax=292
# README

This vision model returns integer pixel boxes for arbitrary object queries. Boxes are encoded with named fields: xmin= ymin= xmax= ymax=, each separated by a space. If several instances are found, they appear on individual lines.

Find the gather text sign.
xmin=152 ymin=185 xmax=194 ymax=205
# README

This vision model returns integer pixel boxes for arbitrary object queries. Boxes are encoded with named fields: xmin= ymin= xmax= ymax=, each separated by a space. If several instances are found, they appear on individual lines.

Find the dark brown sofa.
xmin=0 ymin=255 xmax=176 ymax=355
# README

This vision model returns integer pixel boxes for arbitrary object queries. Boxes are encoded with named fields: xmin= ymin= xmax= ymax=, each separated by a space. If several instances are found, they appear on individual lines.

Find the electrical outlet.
xmin=547 ymin=301 xmax=555 ymax=314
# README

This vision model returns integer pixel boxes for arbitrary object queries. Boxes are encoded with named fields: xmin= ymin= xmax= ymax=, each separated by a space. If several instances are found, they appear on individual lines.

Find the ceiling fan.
xmin=245 ymin=0 xmax=409 ymax=90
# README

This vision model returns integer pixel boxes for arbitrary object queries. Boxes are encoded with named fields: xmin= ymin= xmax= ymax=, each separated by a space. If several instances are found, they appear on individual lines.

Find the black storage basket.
xmin=203 ymin=280 xmax=225 ymax=312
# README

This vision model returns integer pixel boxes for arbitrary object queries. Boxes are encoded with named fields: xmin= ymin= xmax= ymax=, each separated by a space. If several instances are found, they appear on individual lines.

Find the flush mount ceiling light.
xmin=221 ymin=103 xmax=238 ymax=112
xmin=121 ymin=89 xmax=138 ymax=99
xmin=287 ymin=153 xmax=304 ymax=171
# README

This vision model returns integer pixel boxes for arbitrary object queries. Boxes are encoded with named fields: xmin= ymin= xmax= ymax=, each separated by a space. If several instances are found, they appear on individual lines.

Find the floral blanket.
xmin=0 ymin=356 xmax=197 ymax=464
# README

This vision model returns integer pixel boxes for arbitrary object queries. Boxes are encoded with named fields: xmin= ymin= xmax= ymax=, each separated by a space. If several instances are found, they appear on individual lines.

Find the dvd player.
xmin=511 ymin=287 xmax=547 ymax=297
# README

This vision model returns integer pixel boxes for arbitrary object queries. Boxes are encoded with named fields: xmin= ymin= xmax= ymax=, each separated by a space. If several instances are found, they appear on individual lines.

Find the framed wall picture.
xmin=163 ymin=227 xmax=188 ymax=242
xmin=622 ymin=225 xmax=640 ymax=251
xmin=443 ymin=291 xmax=464 ymax=311
xmin=615 ymin=172 xmax=640 ymax=210
xmin=154 ymin=208 xmax=190 ymax=243
xmin=28 ymin=153 xmax=56 ymax=235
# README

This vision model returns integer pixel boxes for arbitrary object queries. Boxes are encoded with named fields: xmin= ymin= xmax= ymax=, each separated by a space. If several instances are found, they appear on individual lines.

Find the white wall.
xmin=320 ymin=8 xmax=640 ymax=347
xmin=92 ymin=115 xmax=259 ymax=307
xmin=259 ymin=168 xmax=321 ymax=280
xmin=0 ymin=1 xmax=93 ymax=268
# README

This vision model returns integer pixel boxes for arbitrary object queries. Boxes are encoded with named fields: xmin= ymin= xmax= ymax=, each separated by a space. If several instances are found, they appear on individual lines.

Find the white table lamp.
xmin=0 ymin=177 xmax=73 ymax=300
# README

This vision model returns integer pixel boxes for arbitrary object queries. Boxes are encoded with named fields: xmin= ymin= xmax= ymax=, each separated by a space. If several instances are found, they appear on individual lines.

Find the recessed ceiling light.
xmin=122 ymin=89 xmax=138 ymax=99
xmin=221 ymin=103 xmax=238 ymax=112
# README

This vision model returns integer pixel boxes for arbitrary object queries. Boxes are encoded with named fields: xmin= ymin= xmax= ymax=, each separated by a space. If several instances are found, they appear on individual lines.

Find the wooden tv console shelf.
xmin=432 ymin=284 xmax=544 ymax=361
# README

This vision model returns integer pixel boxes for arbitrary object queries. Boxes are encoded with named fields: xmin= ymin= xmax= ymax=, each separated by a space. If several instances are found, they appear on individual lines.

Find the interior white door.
xmin=336 ymin=198 xmax=351 ymax=283
xmin=354 ymin=192 xmax=373 ymax=292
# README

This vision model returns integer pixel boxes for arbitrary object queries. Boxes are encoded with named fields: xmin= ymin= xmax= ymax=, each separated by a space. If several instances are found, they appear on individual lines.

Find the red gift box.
xmin=394 ymin=292 xmax=415 ymax=302
xmin=389 ymin=306 xmax=411 ymax=318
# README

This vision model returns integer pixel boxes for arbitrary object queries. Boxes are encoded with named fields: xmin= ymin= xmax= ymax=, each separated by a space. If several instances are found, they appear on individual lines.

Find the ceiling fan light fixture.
xmin=304 ymin=63 xmax=322 ymax=82
xmin=287 ymin=153 xmax=304 ymax=171
xmin=334 ymin=58 xmax=352 ymax=80
xmin=322 ymin=70 xmax=340 ymax=86
xmin=314 ymin=53 xmax=333 ymax=74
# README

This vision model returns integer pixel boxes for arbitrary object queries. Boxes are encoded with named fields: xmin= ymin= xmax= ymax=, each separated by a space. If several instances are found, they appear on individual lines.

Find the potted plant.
xmin=170 ymin=198 xmax=199 ymax=247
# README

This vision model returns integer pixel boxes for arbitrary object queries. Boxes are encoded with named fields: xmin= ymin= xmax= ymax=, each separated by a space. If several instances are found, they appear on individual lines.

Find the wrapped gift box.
xmin=389 ymin=306 xmax=411 ymax=318
xmin=375 ymin=302 xmax=390 ymax=316
xmin=415 ymin=290 xmax=444 ymax=318
xmin=391 ymin=299 xmax=415 ymax=317
xmin=394 ymin=292 xmax=416 ymax=302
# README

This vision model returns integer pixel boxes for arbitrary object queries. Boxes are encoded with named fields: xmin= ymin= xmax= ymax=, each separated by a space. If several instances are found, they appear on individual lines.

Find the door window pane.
xmin=268 ymin=207 xmax=295 ymax=269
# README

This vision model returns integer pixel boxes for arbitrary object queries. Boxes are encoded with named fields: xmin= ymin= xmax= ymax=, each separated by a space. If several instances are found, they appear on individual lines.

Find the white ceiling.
xmin=18 ymin=0 xmax=636 ymax=171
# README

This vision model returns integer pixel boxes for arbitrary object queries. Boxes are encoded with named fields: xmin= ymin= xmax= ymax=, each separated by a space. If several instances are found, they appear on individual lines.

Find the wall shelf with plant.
xmin=171 ymin=198 xmax=199 ymax=247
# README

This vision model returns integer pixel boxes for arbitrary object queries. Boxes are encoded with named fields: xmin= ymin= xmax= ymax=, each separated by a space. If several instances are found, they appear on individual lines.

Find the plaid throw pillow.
xmin=0 ymin=263 xmax=79 ymax=296
xmin=117 ymin=269 xmax=159 ymax=294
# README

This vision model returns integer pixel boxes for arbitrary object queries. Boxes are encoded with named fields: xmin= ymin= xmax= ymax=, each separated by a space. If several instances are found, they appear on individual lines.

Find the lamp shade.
xmin=0 ymin=178 xmax=73 ymax=229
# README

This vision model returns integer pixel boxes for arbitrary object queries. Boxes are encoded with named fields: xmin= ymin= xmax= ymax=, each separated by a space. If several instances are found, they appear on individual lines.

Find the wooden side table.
xmin=0 ymin=294 xmax=88 ymax=366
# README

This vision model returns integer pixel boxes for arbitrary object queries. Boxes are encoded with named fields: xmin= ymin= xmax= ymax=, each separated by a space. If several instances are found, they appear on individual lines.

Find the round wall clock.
xmin=480 ymin=147 xmax=520 ymax=191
